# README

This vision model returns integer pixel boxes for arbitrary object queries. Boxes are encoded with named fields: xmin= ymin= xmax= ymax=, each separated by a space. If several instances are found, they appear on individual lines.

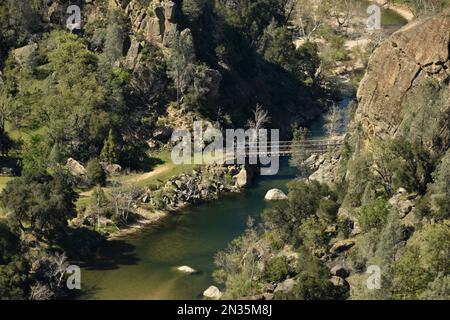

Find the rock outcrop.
xmin=139 ymin=165 xmax=241 ymax=210
xmin=126 ymin=0 xmax=178 ymax=46
xmin=274 ymin=278 xmax=296 ymax=293
xmin=388 ymin=188 xmax=417 ymax=219
xmin=330 ymin=239 xmax=356 ymax=255
xmin=355 ymin=12 xmax=450 ymax=149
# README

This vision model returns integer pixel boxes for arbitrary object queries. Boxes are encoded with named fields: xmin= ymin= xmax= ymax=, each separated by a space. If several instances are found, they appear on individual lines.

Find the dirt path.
xmin=123 ymin=163 xmax=173 ymax=183
xmin=80 ymin=163 xmax=173 ymax=197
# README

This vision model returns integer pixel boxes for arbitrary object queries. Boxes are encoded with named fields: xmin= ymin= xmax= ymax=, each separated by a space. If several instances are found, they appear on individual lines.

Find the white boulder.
xmin=203 ymin=285 xmax=223 ymax=300
xmin=264 ymin=189 xmax=288 ymax=201
xmin=177 ymin=266 xmax=196 ymax=274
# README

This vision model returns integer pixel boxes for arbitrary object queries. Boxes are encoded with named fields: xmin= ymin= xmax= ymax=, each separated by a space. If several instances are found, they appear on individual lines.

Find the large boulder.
xmin=13 ymin=44 xmax=38 ymax=66
xmin=264 ymin=189 xmax=288 ymax=201
xmin=66 ymin=158 xmax=87 ymax=177
xmin=101 ymin=162 xmax=123 ymax=176
xmin=330 ymin=264 xmax=350 ymax=279
xmin=203 ymin=286 xmax=222 ymax=300
xmin=234 ymin=167 xmax=250 ymax=188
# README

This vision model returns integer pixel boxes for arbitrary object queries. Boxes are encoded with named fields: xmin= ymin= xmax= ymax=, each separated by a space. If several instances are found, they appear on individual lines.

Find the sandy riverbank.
xmin=107 ymin=209 xmax=169 ymax=240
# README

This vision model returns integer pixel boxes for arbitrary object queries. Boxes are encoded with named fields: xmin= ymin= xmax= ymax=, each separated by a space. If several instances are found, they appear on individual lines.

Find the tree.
xmin=289 ymin=127 xmax=310 ymax=172
xmin=90 ymin=186 xmax=108 ymax=231
xmin=0 ymin=88 xmax=12 ymax=132
xmin=263 ymin=180 xmax=333 ymax=244
xmin=20 ymin=135 xmax=51 ymax=172
xmin=293 ymin=42 xmax=321 ymax=84
xmin=166 ymin=30 xmax=196 ymax=107
xmin=29 ymin=282 xmax=53 ymax=300
xmin=324 ymin=103 xmax=341 ymax=142
xmin=183 ymin=0 xmax=209 ymax=21
xmin=0 ymin=170 xmax=78 ymax=240
xmin=403 ymin=0 xmax=449 ymax=15
xmin=86 ymin=158 xmax=106 ymax=187
xmin=247 ymin=104 xmax=271 ymax=132
xmin=428 ymin=150 xmax=450 ymax=220
xmin=265 ymin=256 xmax=290 ymax=282
xmin=279 ymin=248 xmax=349 ymax=300
xmin=390 ymin=222 xmax=450 ymax=299
xmin=358 ymin=198 xmax=390 ymax=233
xmin=48 ymin=142 xmax=64 ymax=167
xmin=371 ymin=138 xmax=435 ymax=196
xmin=101 ymin=129 xmax=119 ymax=164
xmin=293 ymin=0 xmax=329 ymax=40
xmin=0 ymin=129 xmax=13 ymax=156
xmin=104 ymin=10 xmax=125 ymax=63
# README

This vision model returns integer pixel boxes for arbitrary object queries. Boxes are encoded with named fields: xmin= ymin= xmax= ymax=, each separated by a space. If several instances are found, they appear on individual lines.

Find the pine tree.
xmin=101 ymin=129 xmax=119 ymax=164
xmin=166 ymin=30 xmax=196 ymax=107
xmin=48 ymin=142 xmax=64 ymax=167
xmin=104 ymin=10 xmax=125 ymax=63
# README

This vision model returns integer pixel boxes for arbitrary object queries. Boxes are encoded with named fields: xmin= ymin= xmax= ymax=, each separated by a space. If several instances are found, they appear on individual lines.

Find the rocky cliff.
xmin=355 ymin=12 xmax=450 ymax=151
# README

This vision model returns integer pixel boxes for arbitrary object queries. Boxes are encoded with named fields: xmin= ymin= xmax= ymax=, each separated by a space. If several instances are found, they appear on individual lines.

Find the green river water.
xmin=80 ymin=97 xmax=350 ymax=300
xmin=79 ymin=6 xmax=407 ymax=299
xmin=81 ymin=160 xmax=297 ymax=300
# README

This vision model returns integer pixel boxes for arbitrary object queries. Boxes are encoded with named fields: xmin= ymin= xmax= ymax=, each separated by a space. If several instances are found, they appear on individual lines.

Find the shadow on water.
xmin=82 ymin=240 xmax=140 ymax=271
xmin=62 ymin=227 xmax=139 ymax=271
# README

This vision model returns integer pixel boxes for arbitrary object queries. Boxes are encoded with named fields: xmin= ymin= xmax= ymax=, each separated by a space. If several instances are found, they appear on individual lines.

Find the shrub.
xmin=358 ymin=198 xmax=390 ymax=232
xmin=265 ymin=256 xmax=290 ymax=282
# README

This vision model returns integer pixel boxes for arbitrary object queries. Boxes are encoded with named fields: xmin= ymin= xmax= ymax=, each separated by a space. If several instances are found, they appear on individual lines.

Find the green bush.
xmin=265 ymin=256 xmax=290 ymax=282
xmin=317 ymin=198 xmax=339 ymax=222
xmin=358 ymin=198 xmax=390 ymax=233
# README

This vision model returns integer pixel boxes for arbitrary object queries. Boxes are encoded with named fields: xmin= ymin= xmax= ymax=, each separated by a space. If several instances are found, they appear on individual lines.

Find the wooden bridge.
xmin=222 ymin=137 xmax=344 ymax=162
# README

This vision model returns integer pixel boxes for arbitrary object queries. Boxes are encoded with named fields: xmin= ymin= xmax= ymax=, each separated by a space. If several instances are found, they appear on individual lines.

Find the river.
xmin=79 ymin=97 xmax=352 ymax=300
xmin=79 ymin=6 xmax=408 ymax=299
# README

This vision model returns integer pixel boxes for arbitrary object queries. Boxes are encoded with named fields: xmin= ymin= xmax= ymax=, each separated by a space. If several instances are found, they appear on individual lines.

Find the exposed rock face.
xmin=355 ymin=13 xmax=450 ymax=149
xmin=203 ymin=286 xmax=223 ymax=300
xmin=274 ymin=278 xmax=296 ymax=293
xmin=330 ymin=276 xmax=350 ymax=289
xmin=126 ymin=0 xmax=178 ymax=46
xmin=264 ymin=189 xmax=288 ymax=201
xmin=388 ymin=188 xmax=417 ymax=218
xmin=308 ymin=153 xmax=341 ymax=185
xmin=330 ymin=239 xmax=356 ymax=255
